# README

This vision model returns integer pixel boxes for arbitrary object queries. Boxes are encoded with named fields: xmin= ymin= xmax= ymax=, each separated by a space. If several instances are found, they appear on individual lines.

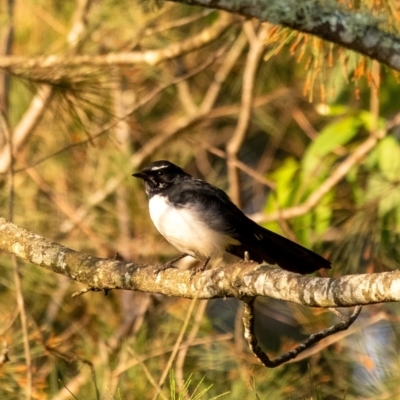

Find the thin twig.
xmin=0 ymin=13 xmax=237 ymax=72
xmin=0 ymin=85 xmax=53 ymax=174
xmin=1 ymin=112 xmax=32 ymax=399
xmin=58 ymin=380 xmax=79 ymax=400
xmin=175 ymin=300 xmax=208 ymax=392
xmin=242 ymin=297 xmax=362 ymax=368
xmin=200 ymin=31 xmax=247 ymax=113
xmin=0 ymin=0 xmax=14 ymax=117
xmin=293 ymin=108 xmax=318 ymax=140
xmin=48 ymin=346 xmax=101 ymax=400
xmin=370 ymin=60 xmax=380 ymax=135
xmin=0 ymin=341 xmax=10 ymax=366
xmin=190 ymin=138 xmax=275 ymax=188
xmin=226 ymin=22 xmax=269 ymax=206
xmin=0 ymin=306 xmax=19 ymax=335
xmin=71 ymin=287 xmax=103 ymax=298
xmin=144 ymin=9 xmax=214 ymax=36
xmin=26 ymin=167 xmax=113 ymax=257
xmin=128 ymin=349 xmax=168 ymax=400
xmin=288 ymin=310 xmax=387 ymax=363
xmin=177 ymin=79 xmax=198 ymax=115
xmin=113 ymin=74 xmax=134 ymax=260
xmin=151 ymin=297 xmax=200 ymax=400
xmin=206 ymin=87 xmax=291 ymax=119
xmin=11 ymin=257 xmax=32 ymax=400
xmin=251 ymin=129 xmax=386 ymax=223
xmin=113 ymin=333 xmax=233 ymax=377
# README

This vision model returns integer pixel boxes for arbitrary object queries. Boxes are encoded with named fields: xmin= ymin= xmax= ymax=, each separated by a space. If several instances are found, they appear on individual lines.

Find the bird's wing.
xmin=169 ymin=179 xmax=331 ymax=274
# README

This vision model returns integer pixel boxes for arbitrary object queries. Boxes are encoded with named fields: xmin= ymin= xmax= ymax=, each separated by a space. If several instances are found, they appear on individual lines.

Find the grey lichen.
xmin=254 ymin=274 xmax=266 ymax=294
xmin=11 ymin=242 xmax=26 ymax=258
xmin=390 ymin=54 xmax=400 ymax=71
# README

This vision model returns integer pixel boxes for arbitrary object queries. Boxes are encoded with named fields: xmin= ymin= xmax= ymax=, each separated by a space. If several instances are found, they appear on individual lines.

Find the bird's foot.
xmin=189 ymin=257 xmax=210 ymax=279
xmin=153 ymin=253 xmax=188 ymax=275
xmin=189 ymin=264 xmax=205 ymax=279
xmin=153 ymin=262 xmax=177 ymax=275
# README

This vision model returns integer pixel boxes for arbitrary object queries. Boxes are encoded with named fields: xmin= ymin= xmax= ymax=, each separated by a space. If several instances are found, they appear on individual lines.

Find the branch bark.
xmin=1 ymin=217 xmax=399 ymax=307
xmin=168 ymin=0 xmax=400 ymax=72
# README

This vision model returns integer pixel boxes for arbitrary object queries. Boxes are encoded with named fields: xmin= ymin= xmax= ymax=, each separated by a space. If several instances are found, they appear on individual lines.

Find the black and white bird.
xmin=132 ymin=160 xmax=331 ymax=275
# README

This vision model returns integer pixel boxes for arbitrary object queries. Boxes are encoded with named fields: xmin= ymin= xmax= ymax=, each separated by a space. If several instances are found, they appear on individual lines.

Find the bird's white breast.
xmin=149 ymin=194 xmax=236 ymax=260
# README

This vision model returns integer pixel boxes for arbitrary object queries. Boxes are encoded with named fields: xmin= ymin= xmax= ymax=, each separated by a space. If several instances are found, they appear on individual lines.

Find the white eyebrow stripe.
xmin=150 ymin=165 xmax=169 ymax=171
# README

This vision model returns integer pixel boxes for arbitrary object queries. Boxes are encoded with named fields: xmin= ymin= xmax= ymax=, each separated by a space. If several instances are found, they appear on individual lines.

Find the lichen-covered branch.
xmin=1 ymin=217 xmax=400 ymax=307
xmin=168 ymin=0 xmax=400 ymax=72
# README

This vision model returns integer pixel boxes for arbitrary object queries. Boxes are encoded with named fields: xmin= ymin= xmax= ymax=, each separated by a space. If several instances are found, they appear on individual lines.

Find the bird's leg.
xmin=154 ymin=253 xmax=188 ymax=275
xmin=190 ymin=257 xmax=211 ymax=278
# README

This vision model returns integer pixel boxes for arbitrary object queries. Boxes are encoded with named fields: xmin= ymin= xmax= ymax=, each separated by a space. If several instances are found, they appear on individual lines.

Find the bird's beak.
xmin=132 ymin=171 xmax=146 ymax=179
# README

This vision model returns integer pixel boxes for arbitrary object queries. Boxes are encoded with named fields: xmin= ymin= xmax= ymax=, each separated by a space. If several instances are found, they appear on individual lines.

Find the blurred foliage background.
xmin=1 ymin=0 xmax=400 ymax=399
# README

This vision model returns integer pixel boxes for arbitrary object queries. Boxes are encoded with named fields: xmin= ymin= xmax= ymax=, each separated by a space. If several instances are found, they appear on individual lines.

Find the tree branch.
xmin=0 ymin=13 xmax=237 ymax=76
xmin=168 ymin=0 xmax=400 ymax=72
xmin=227 ymin=22 xmax=268 ymax=206
xmin=1 ymin=217 xmax=400 ymax=307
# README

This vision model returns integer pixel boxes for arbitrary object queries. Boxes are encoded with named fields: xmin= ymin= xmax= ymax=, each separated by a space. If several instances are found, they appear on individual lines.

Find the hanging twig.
xmin=242 ymin=297 xmax=362 ymax=367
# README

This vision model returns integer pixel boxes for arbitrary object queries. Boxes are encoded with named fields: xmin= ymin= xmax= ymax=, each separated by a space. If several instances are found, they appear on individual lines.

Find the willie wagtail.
xmin=133 ymin=160 xmax=331 ymax=274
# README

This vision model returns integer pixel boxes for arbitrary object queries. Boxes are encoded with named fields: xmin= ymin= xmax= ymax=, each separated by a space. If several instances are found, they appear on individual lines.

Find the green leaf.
xmin=313 ymin=192 xmax=333 ymax=236
xmin=358 ymin=110 xmax=386 ymax=132
xmin=366 ymin=174 xmax=400 ymax=217
xmin=379 ymin=190 xmax=400 ymax=217
xmin=293 ymin=210 xmax=313 ymax=246
xmin=267 ymin=157 xmax=300 ymax=207
xmin=263 ymin=158 xmax=300 ymax=234
xmin=302 ymin=115 xmax=361 ymax=176
xmin=377 ymin=136 xmax=400 ymax=182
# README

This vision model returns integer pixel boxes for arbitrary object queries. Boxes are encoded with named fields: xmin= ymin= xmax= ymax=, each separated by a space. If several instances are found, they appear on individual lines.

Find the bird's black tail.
xmin=228 ymin=225 xmax=331 ymax=274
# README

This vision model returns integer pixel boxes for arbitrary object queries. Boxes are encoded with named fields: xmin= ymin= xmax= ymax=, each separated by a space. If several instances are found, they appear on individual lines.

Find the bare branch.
xmin=226 ymin=22 xmax=269 ymax=206
xmin=1 ymin=217 xmax=400 ymax=307
xmin=0 ymin=85 xmax=53 ymax=174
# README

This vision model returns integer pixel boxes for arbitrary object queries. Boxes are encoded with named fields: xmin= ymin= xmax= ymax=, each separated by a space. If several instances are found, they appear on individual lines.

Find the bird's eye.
xmin=156 ymin=170 xmax=163 ymax=176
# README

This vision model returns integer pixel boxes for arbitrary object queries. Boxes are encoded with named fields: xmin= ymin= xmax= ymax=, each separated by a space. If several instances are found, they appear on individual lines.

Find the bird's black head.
xmin=132 ymin=160 xmax=187 ymax=196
